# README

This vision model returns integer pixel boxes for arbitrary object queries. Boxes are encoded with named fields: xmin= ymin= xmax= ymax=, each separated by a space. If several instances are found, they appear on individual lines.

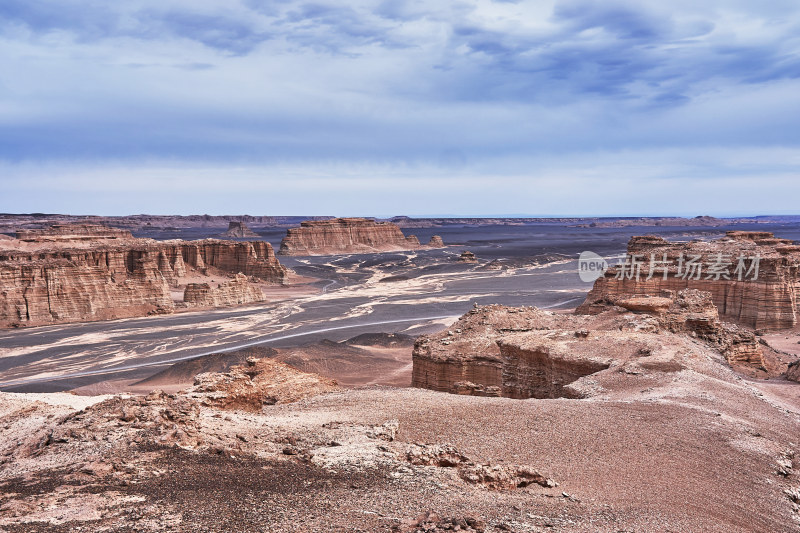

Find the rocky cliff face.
xmin=184 ymin=273 xmax=265 ymax=307
xmin=412 ymin=290 xmax=764 ymax=398
xmin=0 ymin=227 xmax=288 ymax=327
xmin=180 ymin=240 xmax=287 ymax=283
xmin=578 ymin=232 xmax=800 ymax=330
xmin=0 ymin=257 xmax=174 ymax=327
xmin=278 ymin=218 xmax=445 ymax=256
xmin=15 ymin=224 xmax=133 ymax=242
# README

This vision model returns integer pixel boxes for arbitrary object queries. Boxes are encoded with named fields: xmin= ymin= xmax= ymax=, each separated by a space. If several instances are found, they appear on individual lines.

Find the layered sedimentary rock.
xmin=222 ymin=221 xmax=259 ymax=238
xmin=184 ymin=273 xmax=265 ymax=307
xmin=0 ymin=258 xmax=174 ymax=327
xmin=412 ymin=290 xmax=764 ymax=398
xmin=15 ymin=224 xmax=133 ymax=242
xmin=186 ymin=357 xmax=339 ymax=410
xmin=0 ymin=226 xmax=288 ymax=327
xmin=578 ymin=231 xmax=800 ymax=330
xmin=614 ymin=289 xmax=763 ymax=366
xmin=278 ymin=218 xmax=445 ymax=256
xmin=181 ymin=240 xmax=287 ymax=283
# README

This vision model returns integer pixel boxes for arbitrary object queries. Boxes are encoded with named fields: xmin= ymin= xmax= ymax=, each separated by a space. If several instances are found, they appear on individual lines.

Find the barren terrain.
xmin=2 ymin=220 xmax=800 ymax=532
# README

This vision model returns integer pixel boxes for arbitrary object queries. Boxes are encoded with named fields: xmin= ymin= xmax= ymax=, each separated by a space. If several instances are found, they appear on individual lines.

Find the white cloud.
xmin=0 ymin=0 xmax=799 ymax=214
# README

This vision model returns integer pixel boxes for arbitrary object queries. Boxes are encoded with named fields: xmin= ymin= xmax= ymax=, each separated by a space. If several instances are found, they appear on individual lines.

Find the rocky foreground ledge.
xmin=1 ymin=321 xmax=799 ymax=531
xmin=412 ymin=289 xmax=763 ymax=399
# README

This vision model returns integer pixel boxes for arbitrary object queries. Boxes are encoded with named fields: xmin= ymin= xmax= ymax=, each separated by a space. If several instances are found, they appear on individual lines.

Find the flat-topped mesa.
xmin=180 ymin=240 xmax=287 ymax=284
xmin=184 ymin=273 xmax=265 ymax=307
xmin=578 ymin=232 xmax=800 ymax=330
xmin=16 ymin=223 xmax=133 ymax=242
xmin=278 ymin=217 xmax=445 ymax=256
xmin=412 ymin=290 xmax=763 ymax=399
xmin=0 ymin=226 xmax=288 ymax=327
xmin=222 ymin=221 xmax=259 ymax=239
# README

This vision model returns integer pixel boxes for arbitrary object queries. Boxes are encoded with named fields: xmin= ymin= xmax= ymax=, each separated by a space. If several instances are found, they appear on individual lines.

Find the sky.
xmin=1 ymin=0 xmax=799 ymax=217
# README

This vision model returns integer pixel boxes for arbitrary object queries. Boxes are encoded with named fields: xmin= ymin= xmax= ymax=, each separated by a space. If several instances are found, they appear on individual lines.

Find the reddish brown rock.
xmin=0 ymin=225 xmax=288 ymax=327
xmin=184 ymin=273 xmax=265 ymax=307
xmin=185 ymin=357 xmax=339 ymax=411
xmin=413 ymin=290 xmax=764 ymax=398
xmin=15 ymin=224 xmax=133 ymax=242
xmin=578 ymin=232 xmax=800 ymax=330
xmin=278 ymin=218 xmax=444 ymax=256
xmin=181 ymin=240 xmax=287 ymax=283
xmin=788 ymin=360 xmax=800 ymax=382
xmin=0 ymin=257 xmax=174 ymax=327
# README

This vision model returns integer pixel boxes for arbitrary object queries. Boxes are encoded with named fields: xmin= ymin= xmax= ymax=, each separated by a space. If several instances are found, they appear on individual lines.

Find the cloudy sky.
xmin=1 ymin=0 xmax=799 ymax=216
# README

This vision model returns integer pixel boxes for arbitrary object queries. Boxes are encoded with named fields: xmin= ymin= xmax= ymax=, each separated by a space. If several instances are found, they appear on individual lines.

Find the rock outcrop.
xmin=222 ymin=221 xmax=259 ymax=238
xmin=413 ymin=290 xmax=764 ymax=398
xmin=0 ymin=225 xmax=288 ymax=327
xmin=0 ymin=257 xmax=175 ymax=327
xmin=458 ymin=251 xmax=478 ymax=263
xmin=428 ymin=235 xmax=444 ymax=247
xmin=184 ymin=273 xmax=265 ymax=307
xmin=788 ymin=361 xmax=800 ymax=382
xmin=278 ymin=218 xmax=445 ymax=256
xmin=179 ymin=240 xmax=287 ymax=283
xmin=15 ymin=224 xmax=133 ymax=242
xmin=578 ymin=232 xmax=800 ymax=330
xmin=185 ymin=357 xmax=339 ymax=410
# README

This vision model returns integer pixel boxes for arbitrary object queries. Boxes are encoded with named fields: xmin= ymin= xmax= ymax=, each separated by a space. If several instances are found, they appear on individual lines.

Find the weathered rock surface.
xmin=1 ymin=349 xmax=799 ymax=531
xmin=413 ymin=290 xmax=764 ymax=398
xmin=428 ymin=235 xmax=444 ymax=247
xmin=15 ymin=224 xmax=133 ymax=242
xmin=788 ymin=361 xmax=800 ymax=382
xmin=458 ymin=251 xmax=478 ymax=263
xmin=579 ymin=231 xmax=800 ymax=330
xmin=221 ymin=221 xmax=259 ymax=238
xmin=185 ymin=357 xmax=339 ymax=411
xmin=0 ymin=257 xmax=174 ymax=327
xmin=0 ymin=225 xmax=287 ymax=327
xmin=278 ymin=218 xmax=444 ymax=256
xmin=184 ymin=273 xmax=265 ymax=308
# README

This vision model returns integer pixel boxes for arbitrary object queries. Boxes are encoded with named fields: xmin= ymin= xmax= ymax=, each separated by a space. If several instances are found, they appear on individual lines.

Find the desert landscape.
xmin=1 ymin=216 xmax=800 ymax=533
xmin=4 ymin=1 xmax=800 ymax=531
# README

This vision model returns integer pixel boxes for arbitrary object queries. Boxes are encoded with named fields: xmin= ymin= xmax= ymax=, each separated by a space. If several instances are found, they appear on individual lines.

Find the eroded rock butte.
xmin=579 ymin=231 xmax=800 ymax=330
xmin=0 ymin=224 xmax=287 ymax=327
xmin=412 ymin=289 xmax=763 ymax=398
xmin=278 ymin=218 xmax=445 ymax=256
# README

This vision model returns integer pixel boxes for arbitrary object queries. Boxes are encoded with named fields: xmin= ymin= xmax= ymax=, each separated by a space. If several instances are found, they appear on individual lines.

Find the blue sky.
xmin=1 ymin=0 xmax=799 ymax=216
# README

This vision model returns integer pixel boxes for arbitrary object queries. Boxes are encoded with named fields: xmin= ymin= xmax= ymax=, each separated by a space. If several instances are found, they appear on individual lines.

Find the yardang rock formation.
xmin=222 ymin=221 xmax=260 ymax=239
xmin=0 ymin=224 xmax=287 ymax=327
xmin=278 ymin=218 xmax=445 ymax=256
xmin=412 ymin=289 xmax=764 ymax=399
xmin=579 ymin=231 xmax=800 ymax=330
